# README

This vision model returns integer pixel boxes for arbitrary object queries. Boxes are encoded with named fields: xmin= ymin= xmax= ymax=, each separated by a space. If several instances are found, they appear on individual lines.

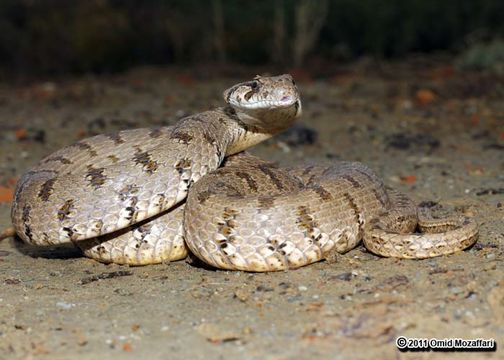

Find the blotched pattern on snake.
xmin=6 ymin=74 xmax=478 ymax=271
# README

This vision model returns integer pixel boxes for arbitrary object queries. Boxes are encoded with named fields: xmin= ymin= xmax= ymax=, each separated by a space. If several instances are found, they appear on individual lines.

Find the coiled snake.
xmin=3 ymin=75 xmax=478 ymax=271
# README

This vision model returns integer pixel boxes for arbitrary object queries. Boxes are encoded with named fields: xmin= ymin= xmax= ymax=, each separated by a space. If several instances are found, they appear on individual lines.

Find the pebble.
xmin=450 ymin=287 xmax=463 ymax=295
xmin=277 ymin=141 xmax=291 ymax=153
xmin=278 ymin=282 xmax=291 ymax=289
xmin=298 ymin=285 xmax=308 ymax=292
xmin=333 ymin=272 xmax=354 ymax=281
xmin=485 ymin=253 xmax=496 ymax=260
xmin=196 ymin=323 xmax=240 ymax=343
xmin=233 ymin=289 xmax=249 ymax=302
xmin=56 ymin=301 xmax=76 ymax=309
xmin=287 ymin=295 xmax=303 ymax=302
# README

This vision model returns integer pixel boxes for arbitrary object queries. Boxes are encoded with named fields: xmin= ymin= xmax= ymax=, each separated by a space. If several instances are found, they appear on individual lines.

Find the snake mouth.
xmin=236 ymin=96 xmax=299 ymax=110
xmin=280 ymin=95 xmax=296 ymax=106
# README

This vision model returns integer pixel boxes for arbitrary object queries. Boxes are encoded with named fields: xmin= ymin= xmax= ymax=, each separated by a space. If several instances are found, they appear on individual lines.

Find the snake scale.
xmin=4 ymin=74 xmax=478 ymax=271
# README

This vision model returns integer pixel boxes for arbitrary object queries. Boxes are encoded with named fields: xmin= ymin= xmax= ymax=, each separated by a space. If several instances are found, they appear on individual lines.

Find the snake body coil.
xmin=9 ymin=75 xmax=478 ymax=271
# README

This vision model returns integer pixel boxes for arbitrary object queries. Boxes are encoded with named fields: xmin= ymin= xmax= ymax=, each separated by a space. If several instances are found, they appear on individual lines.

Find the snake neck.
xmin=219 ymin=104 xmax=300 ymax=155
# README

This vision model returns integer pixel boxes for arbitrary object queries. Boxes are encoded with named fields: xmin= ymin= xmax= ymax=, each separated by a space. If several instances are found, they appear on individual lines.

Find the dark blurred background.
xmin=0 ymin=0 xmax=503 ymax=79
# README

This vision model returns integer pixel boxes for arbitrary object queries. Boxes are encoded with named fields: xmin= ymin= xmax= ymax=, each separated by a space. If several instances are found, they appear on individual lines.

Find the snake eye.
xmin=250 ymin=81 xmax=259 ymax=91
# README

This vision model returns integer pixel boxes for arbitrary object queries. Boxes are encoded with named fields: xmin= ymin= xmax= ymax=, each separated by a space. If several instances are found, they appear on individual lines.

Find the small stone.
xmin=233 ymin=289 xmax=249 ymax=302
xmin=196 ymin=323 xmax=240 ymax=343
xmin=278 ymin=282 xmax=292 ymax=289
xmin=114 ymin=288 xmax=133 ymax=296
xmin=56 ymin=301 xmax=76 ymax=310
xmin=4 ymin=278 xmax=21 ymax=285
xmin=450 ymin=287 xmax=463 ymax=295
xmin=287 ymin=295 xmax=303 ymax=302
xmin=256 ymin=285 xmax=273 ymax=292
xmin=485 ymin=253 xmax=496 ymax=260
xmin=333 ymin=272 xmax=354 ymax=281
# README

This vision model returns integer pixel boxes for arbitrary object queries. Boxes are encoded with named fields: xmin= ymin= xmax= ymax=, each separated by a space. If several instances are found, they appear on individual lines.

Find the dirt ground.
xmin=0 ymin=62 xmax=502 ymax=360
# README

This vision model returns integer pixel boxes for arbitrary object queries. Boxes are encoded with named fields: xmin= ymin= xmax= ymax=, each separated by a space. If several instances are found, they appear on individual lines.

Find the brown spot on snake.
xmin=85 ymin=165 xmax=107 ymax=189
xmin=107 ymin=133 xmax=125 ymax=145
xmin=309 ymin=184 xmax=333 ymax=201
xmin=212 ymin=181 xmax=243 ymax=198
xmin=302 ymin=165 xmax=315 ymax=176
xmin=235 ymin=171 xmax=258 ymax=191
xmin=394 ymin=192 xmax=411 ymax=206
xmin=44 ymin=156 xmax=72 ymax=165
xmin=257 ymin=195 xmax=275 ymax=209
xmin=222 ymin=207 xmax=239 ymax=219
xmin=57 ymin=199 xmax=75 ymax=221
xmin=22 ymin=204 xmax=31 ymax=223
xmin=149 ymin=128 xmax=163 ymax=138
xmin=371 ymin=188 xmax=387 ymax=207
xmin=203 ymin=130 xmax=216 ymax=145
xmin=107 ymin=155 xmax=119 ymax=163
xmin=124 ymin=202 xmax=138 ymax=221
xmin=306 ymin=174 xmax=318 ymax=186
xmin=22 ymin=205 xmax=32 ymax=241
xmin=342 ymin=174 xmax=361 ymax=188
xmin=258 ymin=165 xmax=284 ymax=191
xmin=75 ymin=141 xmax=98 ymax=157
xmin=24 ymin=225 xmax=33 ymax=242
xmin=296 ymin=205 xmax=319 ymax=238
xmin=38 ymin=178 xmax=56 ymax=201
xmin=343 ymin=192 xmax=364 ymax=239
xmin=354 ymin=168 xmax=382 ymax=188
xmin=62 ymin=227 xmax=74 ymax=238
xmin=215 ymin=144 xmax=223 ymax=162
xmin=223 ymin=106 xmax=249 ymax=131
xmin=197 ymin=190 xmax=212 ymax=204
xmin=174 ymin=158 xmax=192 ymax=174
xmin=133 ymin=147 xmax=158 ymax=174
xmin=118 ymin=184 xmax=139 ymax=201
xmin=136 ymin=222 xmax=154 ymax=239
xmin=190 ymin=115 xmax=206 ymax=124
xmin=216 ymin=207 xmax=240 ymax=252
xmin=170 ymin=130 xmax=193 ymax=144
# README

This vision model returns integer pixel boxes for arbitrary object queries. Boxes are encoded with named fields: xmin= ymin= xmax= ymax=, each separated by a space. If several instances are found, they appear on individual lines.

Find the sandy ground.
xmin=0 ymin=63 xmax=503 ymax=359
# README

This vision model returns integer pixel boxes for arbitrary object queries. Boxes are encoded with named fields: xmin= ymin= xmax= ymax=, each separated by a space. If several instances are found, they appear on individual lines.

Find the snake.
xmin=2 ymin=74 xmax=478 ymax=271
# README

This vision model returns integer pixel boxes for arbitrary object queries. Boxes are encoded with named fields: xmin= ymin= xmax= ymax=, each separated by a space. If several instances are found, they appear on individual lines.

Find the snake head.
xmin=223 ymin=74 xmax=301 ymax=115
